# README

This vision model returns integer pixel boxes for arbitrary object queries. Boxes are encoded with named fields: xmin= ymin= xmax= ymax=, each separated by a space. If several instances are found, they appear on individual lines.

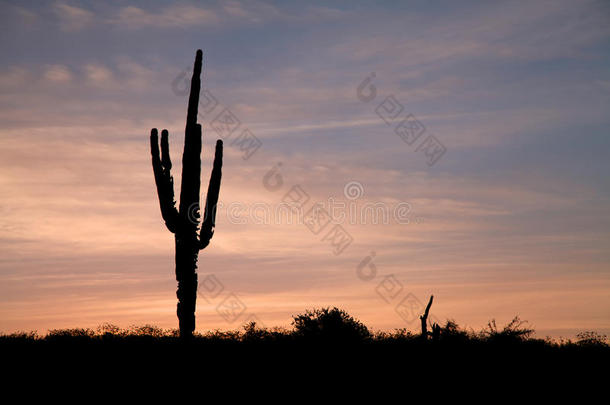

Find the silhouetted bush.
xmin=127 ymin=324 xmax=168 ymax=337
xmin=373 ymin=328 xmax=417 ymax=343
xmin=242 ymin=321 xmax=274 ymax=342
xmin=480 ymin=316 xmax=534 ymax=344
xmin=291 ymin=307 xmax=370 ymax=342
xmin=0 ymin=331 xmax=38 ymax=342
xmin=46 ymin=328 xmax=95 ymax=343
xmin=96 ymin=323 xmax=123 ymax=336
xmin=439 ymin=319 xmax=470 ymax=344
xmin=576 ymin=331 xmax=608 ymax=347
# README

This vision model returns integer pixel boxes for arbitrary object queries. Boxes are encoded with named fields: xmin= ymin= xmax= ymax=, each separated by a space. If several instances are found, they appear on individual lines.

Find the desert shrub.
xmin=292 ymin=307 xmax=370 ymax=342
xmin=0 ymin=331 xmax=39 ymax=342
xmin=204 ymin=329 xmax=241 ymax=342
xmin=439 ymin=319 xmax=471 ymax=343
xmin=481 ymin=316 xmax=534 ymax=343
xmin=46 ymin=328 xmax=95 ymax=343
xmin=576 ymin=331 xmax=608 ymax=347
xmin=373 ymin=328 xmax=417 ymax=343
xmin=166 ymin=328 xmax=180 ymax=338
xmin=96 ymin=323 xmax=123 ymax=336
xmin=126 ymin=324 xmax=168 ymax=337
xmin=47 ymin=328 xmax=94 ymax=338
xmin=242 ymin=321 xmax=275 ymax=342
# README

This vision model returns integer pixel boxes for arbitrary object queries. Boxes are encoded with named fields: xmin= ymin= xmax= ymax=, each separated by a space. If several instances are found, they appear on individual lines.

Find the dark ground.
xmin=2 ymin=309 xmax=607 ymax=391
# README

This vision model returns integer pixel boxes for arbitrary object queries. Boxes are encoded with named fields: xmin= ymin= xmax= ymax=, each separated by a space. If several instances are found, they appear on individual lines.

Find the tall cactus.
xmin=150 ymin=49 xmax=223 ymax=338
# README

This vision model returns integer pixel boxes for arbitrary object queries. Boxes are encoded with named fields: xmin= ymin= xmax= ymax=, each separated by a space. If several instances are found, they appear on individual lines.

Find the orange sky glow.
xmin=1 ymin=0 xmax=609 ymax=339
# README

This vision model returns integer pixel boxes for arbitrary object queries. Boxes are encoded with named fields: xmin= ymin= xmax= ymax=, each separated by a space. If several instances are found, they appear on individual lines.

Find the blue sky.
xmin=0 ymin=0 xmax=609 ymax=337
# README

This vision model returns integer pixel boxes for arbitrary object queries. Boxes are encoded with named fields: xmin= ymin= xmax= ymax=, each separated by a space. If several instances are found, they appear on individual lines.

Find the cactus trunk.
xmin=175 ymin=238 xmax=199 ymax=336
xmin=150 ymin=50 xmax=223 ymax=339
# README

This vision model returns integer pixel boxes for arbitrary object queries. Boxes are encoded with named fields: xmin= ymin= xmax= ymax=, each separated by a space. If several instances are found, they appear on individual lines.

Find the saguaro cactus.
xmin=150 ymin=49 xmax=223 ymax=338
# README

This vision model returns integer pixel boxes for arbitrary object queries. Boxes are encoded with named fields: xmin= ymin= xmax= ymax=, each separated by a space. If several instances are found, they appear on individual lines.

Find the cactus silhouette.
xmin=420 ymin=295 xmax=433 ymax=340
xmin=150 ymin=49 xmax=223 ymax=338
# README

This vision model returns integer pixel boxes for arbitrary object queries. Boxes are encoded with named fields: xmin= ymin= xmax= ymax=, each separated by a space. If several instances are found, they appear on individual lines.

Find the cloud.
xmin=324 ymin=0 xmax=610 ymax=74
xmin=43 ymin=65 xmax=72 ymax=83
xmin=220 ymin=0 xmax=281 ymax=23
xmin=53 ymin=2 xmax=94 ymax=31
xmin=0 ymin=67 xmax=29 ymax=90
xmin=7 ymin=4 xmax=39 ymax=25
xmin=84 ymin=64 xmax=113 ymax=86
xmin=107 ymin=1 xmax=343 ymax=30
xmin=112 ymin=5 xmax=219 ymax=29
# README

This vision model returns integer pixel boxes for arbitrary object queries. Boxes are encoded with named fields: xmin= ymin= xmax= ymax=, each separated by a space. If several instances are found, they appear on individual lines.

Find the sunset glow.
xmin=1 ymin=0 xmax=609 ymax=339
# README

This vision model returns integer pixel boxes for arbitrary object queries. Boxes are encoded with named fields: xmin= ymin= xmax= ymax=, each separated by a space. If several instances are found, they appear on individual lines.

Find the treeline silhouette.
xmin=3 ymin=306 xmax=608 ymax=387
xmin=2 ymin=307 xmax=607 ymax=349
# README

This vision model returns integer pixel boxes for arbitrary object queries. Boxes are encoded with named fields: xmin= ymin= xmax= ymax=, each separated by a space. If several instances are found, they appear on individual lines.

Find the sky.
xmin=0 ymin=0 xmax=609 ymax=338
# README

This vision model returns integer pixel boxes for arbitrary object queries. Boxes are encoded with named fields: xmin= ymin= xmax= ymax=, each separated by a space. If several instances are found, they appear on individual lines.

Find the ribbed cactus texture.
xmin=150 ymin=50 xmax=223 ymax=338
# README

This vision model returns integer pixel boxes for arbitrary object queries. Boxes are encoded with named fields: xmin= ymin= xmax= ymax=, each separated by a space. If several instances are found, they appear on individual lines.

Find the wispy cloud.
xmin=53 ymin=2 xmax=94 ymax=31
xmin=111 ymin=4 xmax=220 ymax=29
xmin=43 ymin=65 xmax=73 ymax=83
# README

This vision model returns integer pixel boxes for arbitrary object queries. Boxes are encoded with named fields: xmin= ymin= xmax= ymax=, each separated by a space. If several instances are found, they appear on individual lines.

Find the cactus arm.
xmin=160 ymin=129 xmax=172 ymax=170
xmin=199 ymin=139 xmax=223 ymax=249
xmin=150 ymin=128 xmax=179 ymax=233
